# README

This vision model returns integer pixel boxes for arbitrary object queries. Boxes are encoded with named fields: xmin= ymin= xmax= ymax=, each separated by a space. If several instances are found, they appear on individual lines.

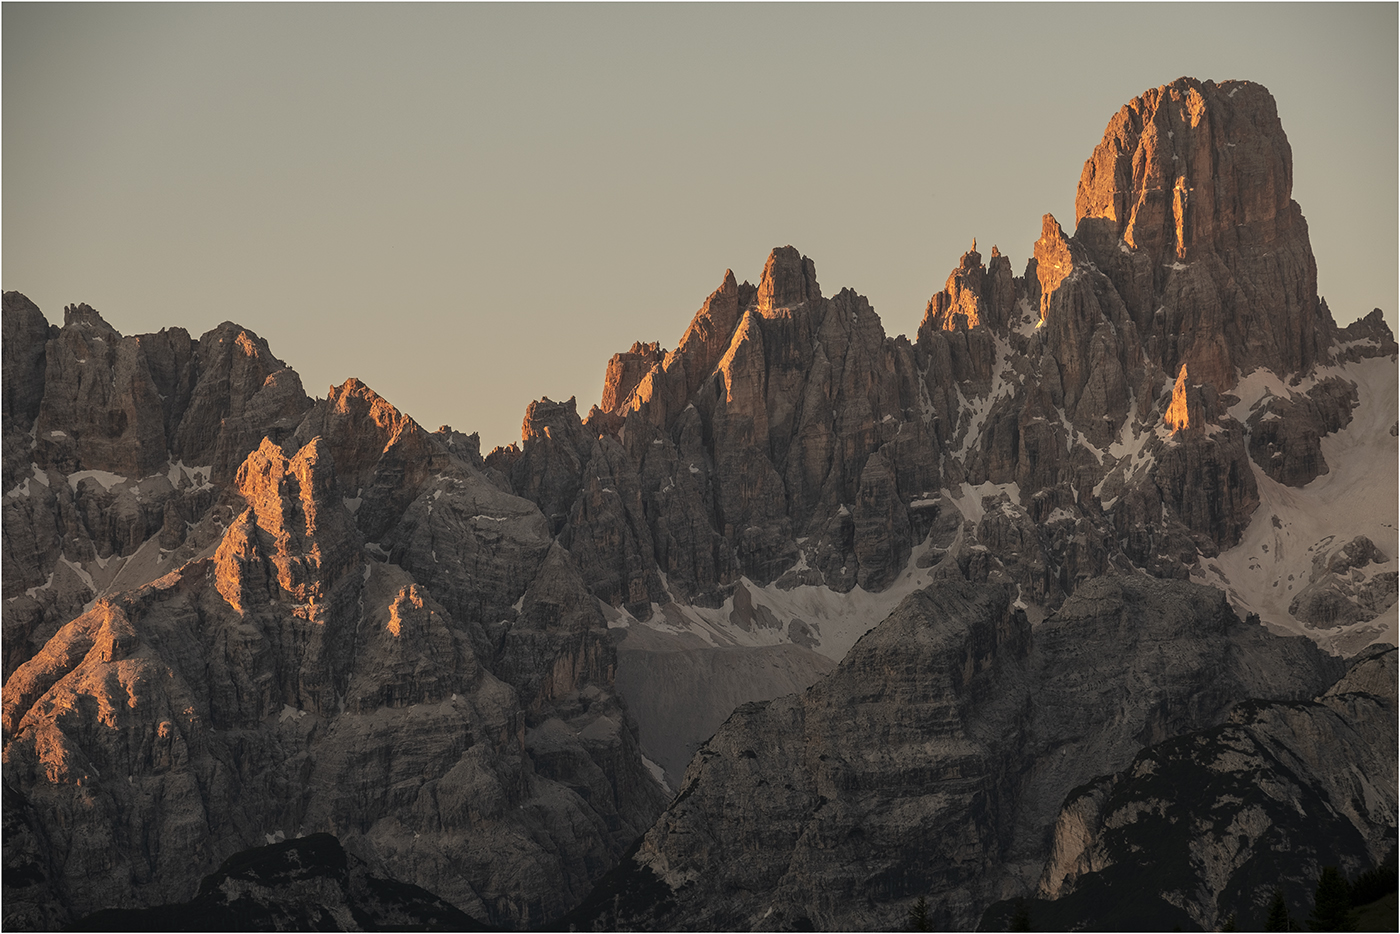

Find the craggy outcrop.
xmin=1074 ymin=78 xmax=1325 ymax=390
xmin=990 ymin=648 xmax=1397 ymax=932
xmin=565 ymin=577 xmax=1342 ymax=931
xmin=2 ymin=428 xmax=667 ymax=929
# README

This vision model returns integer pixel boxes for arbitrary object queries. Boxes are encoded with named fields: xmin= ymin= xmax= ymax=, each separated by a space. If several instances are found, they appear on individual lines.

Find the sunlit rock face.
xmin=601 ymin=341 xmax=665 ymax=414
xmin=1074 ymin=77 xmax=1325 ymax=391
xmin=3 ymin=75 xmax=1396 ymax=932
xmin=3 ymin=373 xmax=667 ymax=930
xmin=2 ymin=307 xmax=308 ymax=680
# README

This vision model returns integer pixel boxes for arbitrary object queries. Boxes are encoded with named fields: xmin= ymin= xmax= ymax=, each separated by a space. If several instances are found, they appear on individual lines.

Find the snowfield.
xmin=1200 ymin=356 xmax=1399 ymax=654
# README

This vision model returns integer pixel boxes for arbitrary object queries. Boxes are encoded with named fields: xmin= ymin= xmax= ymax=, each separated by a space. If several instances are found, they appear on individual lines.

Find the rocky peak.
xmin=507 ymin=396 xmax=599 ymax=534
xmin=922 ymin=239 xmax=1023 ymax=337
xmin=61 ymin=303 xmax=119 ymax=338
xmin=521 ymin=396 xmax=584 ymax=446
xmin=290 ymin=377 xmax=446 ymax=542
xmin=1033 ymin=214 xmax=1080 ymax=320
xmin=2 ymin=292 xmax=51 ymax=439
xmin=1335 ymin=308 xmax=1400 ymax=362
xmin=1076 ymin=78 xmax=1293 ymax=264
xmin=924 ymin=243 xmax=986 ymax=331
xmin=674 ymin=269 xmax=745 ymax=376
xmin=176 ymin=321 xmax=311 ymax=482
xmin=31 ymin=302 xmax=168 ymax=478
xmin=314 ymin=377 xmax=432 ymax=483
xmin=756 ymin=246 xmax=820 ymax=313
xmin=600 ymin=341 xmax=666 ymax=413
xmin=216 ymin=436 xmax=360 ymax=620
xmin=1073 ymin=76 xmax=1322 ymax=386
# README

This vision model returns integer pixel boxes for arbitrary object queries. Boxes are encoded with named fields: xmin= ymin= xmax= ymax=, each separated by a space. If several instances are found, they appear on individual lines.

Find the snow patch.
xmin=67 ymin=469 xmax=126 ymax=492
xmin=950 ymin=482 xmax=1022 ymax=524
xmin=278 ymin=704 xmax=308 ymax=723
xmin=166 ymin=461 xmax=213 ymax=491
xmin=59 ymin=557 xmax=97 ymax=594
xmin=25 ymin=572 xmax=56 ymax=599
xmin=1208 ymin=357 xmax=1398 ymax=653
xmin=1013 ymin=297 xmax=1041 ymax=337
xmin=622 ymin=499 xmax=1030 ymax=664
xmin=953 ymin=335 xmax=1020 ymax=458
xmin=642 ymin=754 xmax=672 ymax=795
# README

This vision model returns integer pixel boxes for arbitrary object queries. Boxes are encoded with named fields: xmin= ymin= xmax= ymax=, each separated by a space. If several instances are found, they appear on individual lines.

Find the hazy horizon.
xmin=5 ymin=3 xmax=1396 ymax=451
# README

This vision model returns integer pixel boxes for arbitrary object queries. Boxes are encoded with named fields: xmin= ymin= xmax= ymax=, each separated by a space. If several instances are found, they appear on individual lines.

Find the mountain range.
xmin=3 ymin=76 xmax=1395 ymax=931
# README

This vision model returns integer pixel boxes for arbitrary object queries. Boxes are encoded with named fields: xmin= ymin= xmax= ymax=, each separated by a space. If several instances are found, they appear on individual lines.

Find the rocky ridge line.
xmin=3 ymin=75 xmax=1396 ymax=931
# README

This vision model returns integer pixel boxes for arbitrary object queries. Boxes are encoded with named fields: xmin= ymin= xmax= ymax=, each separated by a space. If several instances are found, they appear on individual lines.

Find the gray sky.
xmin=5 ymin=3 xmax=1396 ymax=451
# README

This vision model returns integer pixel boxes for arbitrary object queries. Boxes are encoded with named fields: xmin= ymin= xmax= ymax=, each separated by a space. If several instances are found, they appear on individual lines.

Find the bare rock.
xmin=2 ymin=293 xmax=52 ymax=493
xmin=292 ymin=378 xmax=449 ymax=543
xmin=1075 ymin=77 xmax=1324 ymax=389
xmin=172 ymin=322 xmax=311 ymax=484
xmin=601 ymin=341 xmax=665 ymax=413
xmin=1016 ymin=648 xmax=1397 ymax=932
xmin=1289 ymin=535 xmax=1398 ymax=629
xmin=1245 ymin=376 xmax=1358 ymax=487
xmin=1334 ymin=308 xmax=1399 ymax=363
xmin=32 ymin=305 xmax=167 ymax=478
xmin=566 ymin=577 xmax=1340 ymax=932
xmin=3 ymin=461 xmax=664 ymax=931
xmin=756 ymin=245 xmax=820 ymax=312
xmin=852 ymin=451 xmax=910 ymax=590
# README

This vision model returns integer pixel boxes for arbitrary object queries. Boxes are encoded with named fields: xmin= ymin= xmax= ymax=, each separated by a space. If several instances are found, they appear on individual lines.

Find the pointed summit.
xmin=1075 ymin=77 xmax=1293 ymax=263
xmin=1073 ymin=76 xmax=1324 ymax=383
xmin=757 ymin=246 xmax=820 ymax=313
xmin=62 ymin=302 xmax=120 ymax=338
xmin=1033 ymin=214 xmax=1078 ymax=319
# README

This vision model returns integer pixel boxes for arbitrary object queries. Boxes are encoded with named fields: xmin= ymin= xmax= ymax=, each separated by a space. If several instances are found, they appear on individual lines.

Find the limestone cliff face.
xmin=24 ymin=305 xmax=311 ymax=486
xmin=564 ymin=577 xmax=1342 ymax=932
xmin=1074 ymin=79 xmax=1324 ymax=391
xmin=602 ymin=342 xmax=666 ymax=414
xmin=2 ymin=293 xmax=53 ymax=494
xmin=504 ymin=248 xmax=941 ymax=606
xmin=1015 ymin=647 xmax=1397 ymax=932
xmin=3 ymin=389 xmax=667 ymax=929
